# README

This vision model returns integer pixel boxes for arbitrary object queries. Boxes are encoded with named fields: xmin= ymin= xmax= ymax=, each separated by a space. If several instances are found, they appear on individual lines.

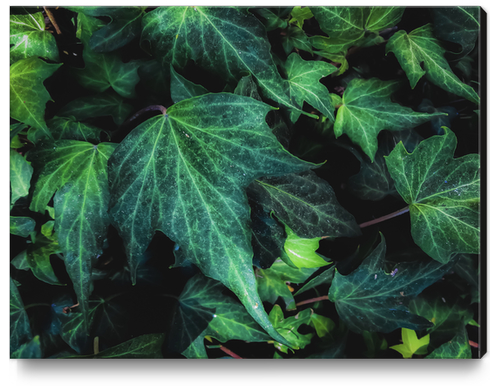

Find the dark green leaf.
xmin=11 ymin=250 xmax=30 ymax=271
xmin=328 ymin=234 xmax=454 ymax=333
xmin=453 ymin=254 xmax=479 ymax=288
xmin=282 ymin=26 xmax=313 ymax=55
xmin=44 ymin=116 xmax=103 ymax=143
xmin=295 ymin=266 xmax=335 ymax=296
xmin=362 ymin=331 xmax=388 ymax=358
xmin=426 ymin=325 xmax=471 ymax=358
xmin=170 ymin=66 xmax=209 ymax=104
xmin=247 ymin=170 xmax=360 ymax=239
xmin=10 ymin=12 xmax=59 ymax=64
xmin=252 ymin=7 xmax=293 ymax=31
xmin=10 ymin=149 xmax=33 ymax=208
xmin=10 ymin=278 xmax=33 ymax=354
xmin=385 ymin=128 xmax=480 ymax=262
xmin=10 ymin=57 xmax=61 ymax=136
xmin=26 ymin=233 xmax=64 ymax=286
xmin=79 ymin=334 xmax=164 ymax=358
xmin=10 ymin=216 xmax=35 ymax=238
xmin=417 ymin=99 xmax=458 ymax=135
xmin=386 ymin=24 xmax=480 ymax=104
xmin=11 ymin=336 xmax=42 ymax=358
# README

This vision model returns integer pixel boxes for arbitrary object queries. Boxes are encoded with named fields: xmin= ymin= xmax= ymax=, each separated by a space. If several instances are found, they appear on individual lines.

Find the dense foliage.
xmin=10 ymin=6 xmax=483 ymax=359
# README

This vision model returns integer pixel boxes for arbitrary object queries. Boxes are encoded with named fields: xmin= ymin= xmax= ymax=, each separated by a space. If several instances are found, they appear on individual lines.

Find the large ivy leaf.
xmin=68 ymin=6 xmax=146 ymax=52
xmin=432 ymin=7 xmax=480 ymax=57
xmin=247 ymin=170 xmax=360 ymax=239
xmin=328 ymin=235 xmax=454 ymax=334
xmin=385 ymin=128 xmax=480 ymax=262
xmin=108 ymin=93 xmax=314 ymax=346
xmin=181 ymin=274 xmax=271 ymax=358
xmin=57 ymin=91 xmax=133 ymax=126
xmin=285 ymin=53 xmax=336 ymax=122
xmin=141 ymin=6 xmax=310 ymax=118
xmin=386 ymin=24 xmax=479 ymax=104
xmin=390 ymin=328 xmax=430 ymax=358
xmin=10 ymin=278 xmax=33 ymax=354
xmin=10 ymin=57 xmax=62 ymax=136
xmin=10 ymin=216 xmax=35 ymax=238
xmin=334 ymin=78 xmax=444 ymax=161
xmin=10 ymin=149 xmax=33 ymax=207
xmin=426 ymin=325 xmax=471 ymax=359
xmin=74 ymin=13 xmax=141 ymax=99
xmin=10 ymin=11 xmax=59 ymax=64
xmin=28 ymin=140 xmax=117 ymax=331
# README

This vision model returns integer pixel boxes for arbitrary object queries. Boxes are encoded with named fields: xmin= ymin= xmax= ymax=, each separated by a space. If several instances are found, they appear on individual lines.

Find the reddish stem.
xmin=127 ymin=105 xmax=167 ymax=124
xmin=219 ymin=345 xmax=243 ymax=359
xmin=469 ymin=340 xmax=479 ymax=348
xmin=359 ymin=206 xmax=410 ymax=229
xmin=296 ymin=295 xmax=329 ymax=307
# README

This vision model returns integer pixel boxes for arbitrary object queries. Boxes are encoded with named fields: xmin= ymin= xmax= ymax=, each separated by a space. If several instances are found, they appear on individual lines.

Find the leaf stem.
xmin=127 ymin=105 xmax=167 ymax=124
xmin=358 ymin=205 xmax=410 ymax=229
xmin=295 ymin=295 xmax=329 ymax=307
xmin=24 ymin=302 xmax=51 ymax=310
xmin=44 ymin=7 xmax=62 ymax=35
xmin=219 ymin=345 xmax=243 ymax=359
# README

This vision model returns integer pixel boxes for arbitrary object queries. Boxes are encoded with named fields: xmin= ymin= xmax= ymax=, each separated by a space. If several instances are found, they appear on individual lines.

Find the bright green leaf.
xmin=386 ymin=24 xmax=479 ymax=104
xmin=290 ymin=7 xmax=314 ymax=29
xmin=385 ymin=128 xmax=480 ymax=262
xmin=283 ymin=224 xmax=330 ymax=268
xmin=170 ymin=66 xmax=209 ymax=104
xmin=426 ymin=325 xmax=472 ymax=358
xmin=390 ymin=328 xmax=430 ymax=358
xmin=44 ymin=116 xmax=103 ymax=143
xmin=10 ymin=149 xmax=33 ymax=208
xmin=10 ymin=216 xmax=35 ymax=238
xmin=10 ymin=12 xmax=59 ymax=64
xmin=310 ymin=314 xmax=336 ymax=339
xmin=269 ymin=305 xmax=313 ymax=352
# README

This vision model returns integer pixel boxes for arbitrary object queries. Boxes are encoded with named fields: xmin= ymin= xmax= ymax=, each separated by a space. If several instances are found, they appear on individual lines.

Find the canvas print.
xmin=10 ymin=6 xmax=483 ymax=359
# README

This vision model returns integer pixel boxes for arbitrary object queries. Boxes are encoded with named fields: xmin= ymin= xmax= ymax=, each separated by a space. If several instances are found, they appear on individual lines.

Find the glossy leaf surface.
xmin=385 ymin=128 xmax=480 ymax=262
xmin=390 ymin=328 xmax=430 ymax=358
xmin=386 ymin=24 xmax=479 ymax=104
xmin=109 ymin=93 xmax=313 ymax=345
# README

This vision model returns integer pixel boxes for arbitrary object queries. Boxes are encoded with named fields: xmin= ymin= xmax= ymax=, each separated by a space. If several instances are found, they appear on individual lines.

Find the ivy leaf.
xmin=285 ymin=53 xmax=336 ymax=122
xmin=141 ymin=6 xmax=311 ymax=118
xmin=10 ymin=150 xmax=33 ymax=208
xmin=10 ymin=11 xmax=59 ymax=64
xmin=426 ymin=325 xmax=471 ymax=359
xmin=109 ymin=93 xmax=313 ymax=346
xmin=10 ymin=57 xmax=62 ymax=137
xmin=170 ymin=66 xmax=209 ymax=104
xmin=334 ymin=78 xmax=445 ymax=161
xmin=27 ymin=116 xmax=104 ymax=143
xmin=268 ymin=305 xmax=313 ymax=353
xmin=290 ymin=6 xmax=314 ymax=29
xmin=252 ymin=7 xmax=293 ymax=31
xmin=454 ymin=254 xmax=479 ymax=288
xmin=295 ymin=266 xmax=335 ymax=296
xmin=74 ymin=13 xmax=141 ymax=99
xmin=11 ymin=250 xmax=30 ymax=271
xmin=11 ymin=336 xmax=42 ymax=358
xmin=10 ymin=216 xmax=35 ymax=238
xmin=256 ymin=258 xmax=318 ymax=310
xmin=10 ymin=278 xmax=33 ymax=354
xmin=181 ymin=274 xmax=271 ymax=358
xmin=26 ymin=233 xmax=64 ymax=286
xmin=385 ymin=128 xmax=480 ymax=262
xmin=28 ymin=140 xmax=117 ymax=331
xmin=432 ymin=7 xmax=480 ymax=57
xmin=362 ymin=331 xmax=388 ymax=358
xmin=390 ymin=328 xmax=430 ymax=358
xmin=283 ymin=224 xmax=330 ymax=268
xmin=68 ymin=6 xmax=146 ymax=52
xmin=247 ymin=170 xmax=361 ymax=239
xmin=57 ymin=90 xmax=133 ymax=126
xmin=386 ymin=24 xmax=479 ymax=104
xmin=328 ymin=234 xmax=454 ymax=334
xmin=282 ymin=26 xmax=313 ymax=55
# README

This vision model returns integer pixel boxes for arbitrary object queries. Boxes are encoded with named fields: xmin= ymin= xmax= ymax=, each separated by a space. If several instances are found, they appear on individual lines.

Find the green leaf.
xmin=11 ymin=250 xmax=30 ymax=271
xmin=454 ymin=254 xmax=479 ymax=288
xmin=44 ymin=116 xmax=103 ymax=143
xmin=10 ymin=278 xmax=33 ymax=354
xmin=362 ymin=331 xmax=388 ymax=358
xmin=170 ymin=66 xmax=209 ymax=104
xmin=310 ymin=314 xmax=336 ymax=339
xmin=385 ymin=128 xmax=480 ymax=262
xmin=181 ymin=274 xmax=271 ymax=358
xmin=247 ymin=171 xmax=360 ymax=239
xmin=57 ymin=90 xmax=133 ymax=126
xmin=334 ymin=78 xmax=445 ymax=161
xmin=432 ymin=7 xmax=480 ymax=57
xmin=26 ymin=233 xmax=63 ymax=286
xmin=10 ymin=11 xmax=59 ymax=64
xmin=295 ymin=266 xmax=335 ymax=296
xmin=290 ymin=7 xmax=314 ymax=29
xmin=74 ymin=13 xmax=141 ymax=99
xmin=386 ymin=24 xmax=480 ymax=104
xmin=10 ymin=216 xmax=35 ymax=238
xmin=390 ymin=328 xmax=430 ymax=358
xmin=108 ymin=93 xmax=314 ymax=346
xmin=141 ymin=6 xmax=309 ymax=118
xmin=253 ymin=7 xmax=293 ymax=31
xmin=282 ymin=26 xmax=312 ymax=55
xmin=10 ymin=149 xmax=33 ymax=208
xmin=426 ymin=325 xmax=472 ymax=358
xmin=41 ymin=220 xmax=55 ymax=238
xmin=11 ymin=336 xmax=42 ymax=358
xmin=268 ymin=305 xmax=313 ymax=352
xmin=28 ymin=140 xmax=117 ymax=331
xmin=285 ymin=53 xmax=336 ymax=122
xmin=10 ymin=57 xmax=62 ymax=136
xmin=283 ymin=225 xmax=330 ymax=268
xmin=328 ymin=234 xmax=454 ymax=334
xmin=257 ymin=258 xmax=318 ymax=310
xmin=68 ymin=6 xmax=146 ymax=52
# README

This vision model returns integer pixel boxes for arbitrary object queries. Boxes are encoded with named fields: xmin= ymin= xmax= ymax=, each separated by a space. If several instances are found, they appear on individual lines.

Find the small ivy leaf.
xmin=28 ymin=140 xmax=117 ymax=332
xmin=309 ymin=314 xmax=336 ymax=339
xmin=67 ymin=6 xmax=146 ymax=53
xmin=425 ymin=325 xmax=472 ymax=358
xmin=283 ymin=224 xmax=331 ymax=268
xmin=268 ymin=305 xmax=314 ymax=353
xmin=431 ymin=7 xmax=480 ymax=57
xmin=252 ymin=7 xmax=293 ymax=31
xmin=285 ymin=53 xmax=337 ymax=123
xmin=10 ymin=11 xmax=59 ymax=64
xmin=386 ymin=24 xmax=480 ymax=104
xmin=26 ymin=233 xmax=64 ymax=286
xmin=289 ymin=6 xmax=314 ymax=29
xmin=10 ymin=336 xmax=42 ymax=358
xmin=256 ymin=258 xmax=318 ymax=310
xmin=10 ymin=149 xmax=33 ymax=209
xmin=334 ymin=77 xmax=445 ymax=161
xmin=44 ymin=116 xmax=103 ymax=143
xmin=57 ymin=90 xmax=134 ymax=126
xmin=10 ymin=216 xmax=35 ymax=238
xmin=10 ymin=278 xmax=33 ymax=355
xmin=247 ymin=170 xmax=361 ymax=239
xmin=282 ymin=26 xmax=313 ymax=55
xmin=390 ymin=328 xmax=430 ymax=358
xmin=170 ymin=66 xmax=209 ymax=104
xmin=10 ymin=57 xmax=62 ymax=137
xmin=385 ymin=127 xmax=480 ymax=262
xmin=328 ymin=234 xmax=454 ymax=334
xmin=11 ymin=250 xmax=30 ymax=271
xmin=180 ymin=274 xmax=271 ymax=359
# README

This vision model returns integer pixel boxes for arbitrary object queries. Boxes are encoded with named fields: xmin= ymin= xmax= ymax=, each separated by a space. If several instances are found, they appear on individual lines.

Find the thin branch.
xmin=296 ymin=295 xmax=329 ymax=307
xmin=219 ymin=345 xmax=243 ymax=359
xmin=359 ymin=206 xmax=410 ymax=229
xmin=24 ymin=302 xmax=51 ymax=310
xmin=44 ymin=7 xmax=61 ymax=35
xmin=469 ymin=340 xmax=479 ymax=348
